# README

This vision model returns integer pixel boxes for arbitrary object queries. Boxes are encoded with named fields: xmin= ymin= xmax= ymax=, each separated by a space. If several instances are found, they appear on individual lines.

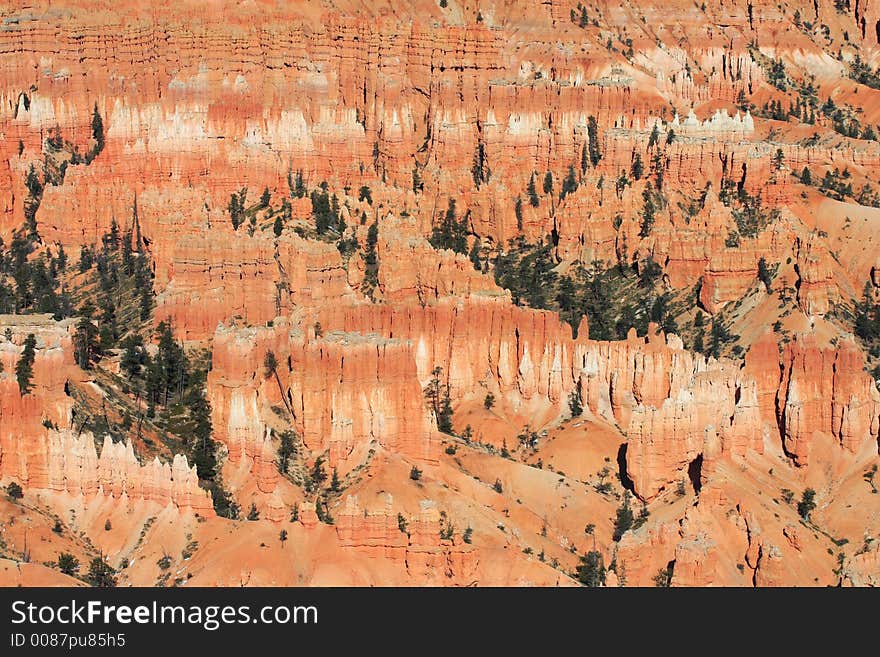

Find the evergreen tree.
xmin=514 ymin=196 xmax=524 ymax=230
xmin=91 ymin=102 xmax=105 ymax=155
xmin=648 ymin=123 xmax=661 ymax=149
xmin=6 ymin=481 xmax=23 ymax=499
xmin=120 ymin=335 xmax=145 ymax=378
xmin=631 ymin=152 xmax=644 ymax=180
xmin=560 ymin=165 xmax=578 ymax=199
xmin=155 ymin=321 xmax=188 ymax=405
xmin=524 ymin=173 xmax=539 ymax=208
xmin=709 ymin=314 xmax=733 ymax=358
xmin=471 ymin=142 xmax=488 ymax=187
xmin=358 ymin=185 xmax=373 ymax=205
xmin=612 ymin=491 xmax=635 ymax=541
xmin=693 ymin=330 xmax=704 ymax=354
xmin=854 ymin=282 xmax=879 ymax=342
xmin=15 ymin=333 xmax=36 ymax=395
xmin=24 ymin=164 xmax=42 ymax=238
xmin=429 ymin=199 xmax=468 ymax=254
xmin=758 ymin=257 xmax=773 ymax=291
xmin=73 ymin=316 xmax=100 ymax=369
xmin=653 ymin=564 xmax=673 ymax=587
xmin=86 ymin=557 xmax=116 ymax=587
xmin=294 ymin=170 xmax=306 ymax=198
xmin=188 ymin=386 xmax=216 ymax=480
xmin=576 ymin=550 xmax=606 ymax=587
xmin=587 ymin=115 xmax=602 ymax=166
xmin=311 ymin=456 xmax=327 ymax=488
xmin=57 ymin=552 xmax=79 ymax=577
xmin=797 ymin=488 xmax=817 ymax=520
xmin=56 ymin=244 xmax=67 ymax=272
xmin=543 ymin=171 xmax=553 ymax=195
xmin=277 ymin=431 xmax=295 ymax=474
xmin=228 ymin=189 xmax=246 ymax=230
xmin=469 ymin=238 xmax=482 ymax=272
xmin=773 ymin=148 xmax=785 ymax=171
xmin=311 ymin=188 xmax=338 ymax=234
xmin=639 ymin=182 xmax=657 ymax=237
xmin=423 ymin=366 xmax=454 ymax=432
xmin=568 ymin=389 xmax=583 ymax=416
xmin=362 ymin=220 xmax=380 ymax=299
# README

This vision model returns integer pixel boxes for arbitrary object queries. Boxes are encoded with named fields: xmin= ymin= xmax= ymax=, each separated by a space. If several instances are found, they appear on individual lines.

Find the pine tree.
xmin=560 ymin=165 xmax=578 ymax=199
xmin=188 ymin=387 xmax=216 ymax=480
xmin=576 ymin=550 xmax=606 ymax=586
xmin=709 ymin=314 xmax=733 ymax=358
xmin=56 ymin=244 xmax=67 ymax=272
xmin=277 ymin=431 xmax=295 ymax=474
xmin=362 ymin=220 xmax=380 ymax=299
xmin=757 ymin=257 xmax=773 ymax=291
xmin=568 ymin=389 xmax=583 ymax=416
xmin=228 ymin=189 xmax=246 ymax=230
xmin=631 ymin=152 xmax=644 ymax=180
xmin=773 ymin=148 xmax=785 ymax=171
xmin=648 ymin=123 xmax=660 ymax=149
xmin=693 ymin=330 xmax=704 ymax=354
xmin=543 ymin=171 xmax=553 ymax=195
xmin=429 ymin=199 xmax=468 ymax=254
xmin=472 ymin=142 xmax=488 ymax=187
xmin=612 ymin=491 xmax=635 ymax=541
xmin=797 ymin=488 xmax=817 ymax=520
xmin=73 ymin=316 xmax=100 ymax=369
xmin=294 ymin=170 xmax=306 ymax=198
xmin=587 ymin=115 xmax=602 ymax=166
xmin=527 ymin=173 xmax=540 ymax=207
xmin=15 ymin=333 xmax=36 ymax=395
xmin=358 ymin=185 xmax=373 ymax=205
xmin=120 ymin=335 xmax=144 ymax=378
xmin=91 ymin=103 xmax=105 ymax=155
xmin=86 ymin=557 xmax=116 ymax=587
xmin=57 ymin=552 xmax=79 ymax=576
xmin=311 ymin=456 xmax=327 ymax=488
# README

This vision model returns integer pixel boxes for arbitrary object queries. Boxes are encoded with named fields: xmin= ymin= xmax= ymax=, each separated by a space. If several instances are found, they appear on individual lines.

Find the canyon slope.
xmin=0 ymin=0 xmax=879 ymax=587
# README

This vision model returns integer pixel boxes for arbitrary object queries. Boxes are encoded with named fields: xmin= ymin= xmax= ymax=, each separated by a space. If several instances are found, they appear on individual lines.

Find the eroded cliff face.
xmin=1 ymin=0 xmax=879 ymax=587
xmin=207 ymin=318 xmax=441 ymax=479
xmin=0 ymin=317 xmax=211 ymax=515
